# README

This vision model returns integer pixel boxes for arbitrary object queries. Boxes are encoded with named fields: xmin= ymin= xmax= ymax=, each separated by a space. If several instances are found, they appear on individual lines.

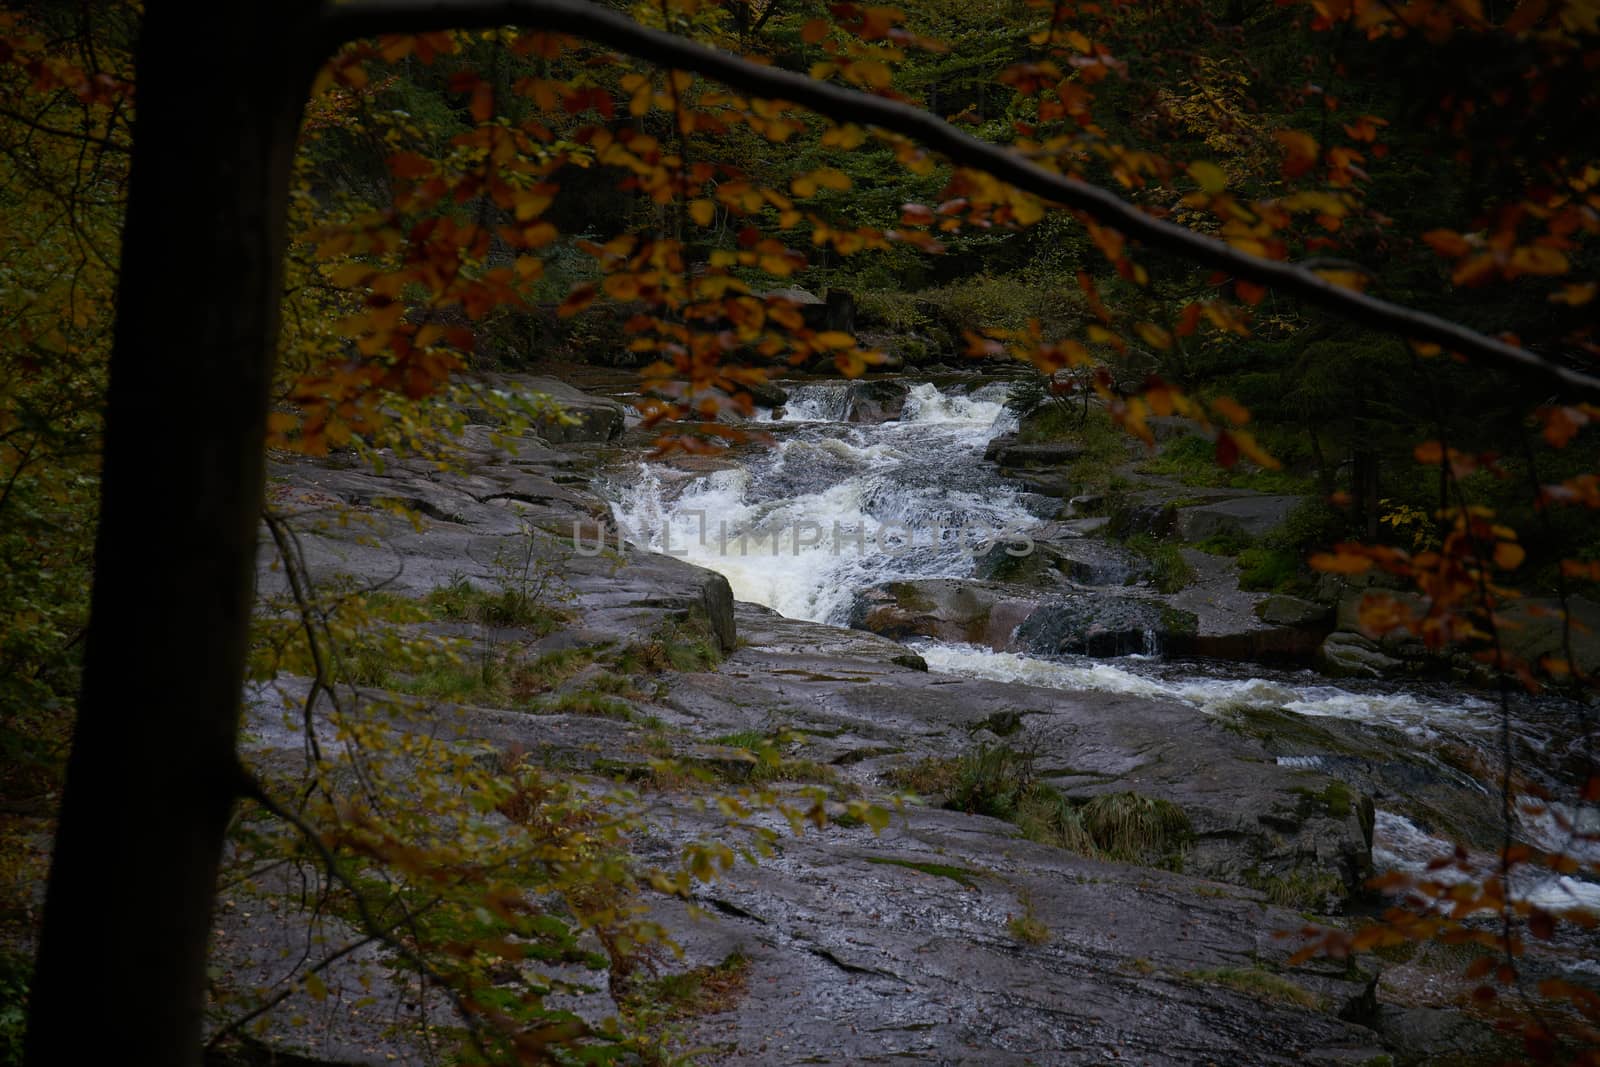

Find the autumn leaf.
xmin=1188 ymin=161 xmax=1226 ymax=194
xmin=1274 ymin=129 xmax=1318 ymax=178
xmin=1310 ymin=549 xmax=1374 ymax=575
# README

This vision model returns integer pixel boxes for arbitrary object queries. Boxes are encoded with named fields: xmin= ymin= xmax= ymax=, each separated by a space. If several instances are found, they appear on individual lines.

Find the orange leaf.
xmin=1422 ymin=229 xmax=1470 ymax=258
xmin=1310 ymin=550 xmax=1373 ymax=575
xmin=1494 ymin=541 xmax=1526 ymax=570
xmin=1550 ymin=282 xmax=1596 ymax=306
xmin=1212 ymin=396 xmax=1250 ymax=425
xmin=1274 ymin=129 xmax=1319 ymax=178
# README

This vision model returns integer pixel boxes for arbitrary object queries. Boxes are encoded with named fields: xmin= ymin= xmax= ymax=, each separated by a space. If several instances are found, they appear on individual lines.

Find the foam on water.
xmin=605 ymin=381 xmax=1032 ymax=623
xmin=913 ymin=641 xmax=1496 ymax=731
xmin=1373 ymin=810 xmax=1600 ymax=911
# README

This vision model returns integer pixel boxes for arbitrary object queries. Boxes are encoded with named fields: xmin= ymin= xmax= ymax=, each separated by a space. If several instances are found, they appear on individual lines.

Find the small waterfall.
xmin=605 ymin=379 xmax=1031 ymax=624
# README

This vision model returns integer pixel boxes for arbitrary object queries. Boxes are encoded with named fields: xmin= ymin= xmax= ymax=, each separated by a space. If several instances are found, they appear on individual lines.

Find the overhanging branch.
xmin=320 ymin=0 xmax=1600 ymax=398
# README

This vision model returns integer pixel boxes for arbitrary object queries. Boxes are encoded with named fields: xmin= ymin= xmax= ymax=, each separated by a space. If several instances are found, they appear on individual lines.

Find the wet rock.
xmin=515 ymin=375 xmax=626 ymax=443
xmin=1258 ymin=595 xmax=1333 ymax=628
xmin=1068 ymin=492 xmax=1105 ymax=516
xmin=1176 ymin=493 xmax=1303 ymax=542
xmin=1372 ymin=1005 xmax=1503 ymax=1064
xmin=1015 ymin=595 xmax=1194 ymax=657
xmin=973 ymin=535 xmax=1144 ymax=588
xmin=1495 ymin=594 xmax=1600 ymax=676
xmin=701 ymin=571 xmax=737 ymax=652
xmin=1057 ymin=515 xmax=1111 ymax=536
xmin=1003 ymin=467 xmax=1079 ymax=498
xmin=1108 ymin=499 xmax=1179 ymax=539
xmin=1336 ymin=587 xmax=1426 ymax=638
xmin=846 ymin=379 xmax=909 ymax=423
xmin=849 ymin=579 xmax=1040 ymax=649
xmin=1318 ymin=633 xmax=1403 ymax=679
xmin=745 ymin=378 xmax=788 ymax=409
xmin=990 ymin=440 xmax=1089 ymax=468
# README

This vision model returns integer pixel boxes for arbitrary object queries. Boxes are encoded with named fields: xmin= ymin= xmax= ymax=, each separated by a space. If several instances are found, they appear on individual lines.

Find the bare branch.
xmin=319 ymin=0 xmax=1600 ymax=397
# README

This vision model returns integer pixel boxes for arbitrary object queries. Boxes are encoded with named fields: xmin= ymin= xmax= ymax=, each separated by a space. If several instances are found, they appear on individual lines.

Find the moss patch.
xmin=945 ymin=745 xmax=1191 ymax=866
xmin=1181 ymin=966 xmax=1321 ymax=1010
xmin=619 ymin=952 xmax=750 ymax=1022
xmin=864 ymin=856 xmax=983 ymax=888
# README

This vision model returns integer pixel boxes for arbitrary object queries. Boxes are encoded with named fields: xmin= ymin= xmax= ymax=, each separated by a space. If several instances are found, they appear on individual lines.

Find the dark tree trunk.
xmin=1308 ymin=422 xmax=1334 ymax=498
xmin=1352 ymin=447 xmax=1381 ymax=540
xmin=24 ymin=3 xmax=319 ymax=1065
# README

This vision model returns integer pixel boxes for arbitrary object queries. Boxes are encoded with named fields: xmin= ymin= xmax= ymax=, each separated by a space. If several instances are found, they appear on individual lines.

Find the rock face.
xmin=235 ymin=668 xmax=1389 ymax=1067
xmin=848 ymin=578 xmax=1041 ymax=649
xmin=1176 ymin=494 xmax=1304 ymax=542
xmin=260 ymin=423 xmax=733 ymax=655
xmin=511 ymin=374 xmax=628 ymax=443
xmin=985 ymin=437 xmax=1088 ymax=468
xmin=1318 ymin=632 xmax=1404 ymax=679
xmin=845 ymin=379 xmax=909 ymax=423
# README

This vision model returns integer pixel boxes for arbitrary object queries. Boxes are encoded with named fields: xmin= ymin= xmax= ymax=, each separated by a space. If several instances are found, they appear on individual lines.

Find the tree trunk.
xmin=1352 ymin=447 xmax=1381 ymax=541
xmin=24 ymin=3 xmax=318 ymax=1065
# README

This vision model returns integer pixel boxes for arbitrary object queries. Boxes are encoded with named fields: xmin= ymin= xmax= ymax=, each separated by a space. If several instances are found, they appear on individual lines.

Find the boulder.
xmin=1015 ymin=595 xmax=1197 ymax=657
xmin=1176 ymin=494 xmax=1303 ymax=542
xmin=849 ymin=579 xmax=1041 ymax=649
xmin=974 ymin=536 xmax=1145 ymax=588
xmin=1317 ymin=632 xmax=1403 ymax=678
xmin=1257 ymin=595 xmax=1333 ymax=628
xmin=745 ymin=378 xmax=789 ymax=409
xmin=517 ymin=375 xmax=626 ymax=444
xmin=1495 ymin=594 xmax=1600 ymax=676
xmin=846 ymin=379 xmax=909 ymax=423
xmin=1108 ymin=499 xmax=1179 ymax=540
xmin=988 ymin=440 xmax=1088 ymax=467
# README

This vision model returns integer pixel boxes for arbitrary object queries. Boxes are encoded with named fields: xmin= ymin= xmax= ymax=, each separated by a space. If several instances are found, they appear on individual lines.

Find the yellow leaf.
xmin=1188 ymin=161 xmax=1226 ymax=194
xmin=1422 ymin=229 xmax=1470 ymax=257
xmin=689 ymin=199 xmax=716 ymax=227
xmin=822 ymin=124 xmax=867 ymax=149
xmin=1509 ymin=245 xmax=1569 ymax=277
xmin=815 ymin=330 xmax=855 ymax=349
xmin=1550 ymin=282 xmax=1597 ymax=305
xmin=1135 ymin=322 xmax=1172 ymax=350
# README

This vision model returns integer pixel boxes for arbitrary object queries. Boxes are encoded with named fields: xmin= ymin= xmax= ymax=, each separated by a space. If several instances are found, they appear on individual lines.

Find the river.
xmin=601 ymin=378 xmax=1600 ymax=912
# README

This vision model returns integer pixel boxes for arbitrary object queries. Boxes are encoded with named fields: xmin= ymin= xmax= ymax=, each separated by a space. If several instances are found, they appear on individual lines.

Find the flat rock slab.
xmin=1176 ymin=495 xmax=1303 ymax=542
xmin=666 ymin=632 xmax=1374 ymax=899
xmin=656 ymin=805 xmax=1385 ymax=1066
xmin=232 ymin=677 xmax=1388 ymax=1067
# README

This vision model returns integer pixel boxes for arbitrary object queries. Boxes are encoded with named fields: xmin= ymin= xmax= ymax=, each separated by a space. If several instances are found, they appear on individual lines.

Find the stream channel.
xmin=599 ymin=378 xmax=1600 ymax=926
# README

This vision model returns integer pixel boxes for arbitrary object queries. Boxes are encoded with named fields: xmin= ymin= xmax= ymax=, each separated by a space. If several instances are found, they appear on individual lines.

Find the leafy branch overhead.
xmin=317 ymin=0 xmax=1600 ymax=398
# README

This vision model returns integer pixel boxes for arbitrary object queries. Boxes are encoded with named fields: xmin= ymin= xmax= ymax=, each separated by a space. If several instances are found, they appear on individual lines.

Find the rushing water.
xmin=602 ymin=379 xmax=1598 ymax=902
xmin=607 ymin=382 xmax=1037 ymax=624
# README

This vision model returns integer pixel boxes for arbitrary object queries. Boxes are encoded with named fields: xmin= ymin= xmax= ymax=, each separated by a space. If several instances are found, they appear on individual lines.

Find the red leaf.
xmin=1215 ymin=431 xmax=1239 ymax=469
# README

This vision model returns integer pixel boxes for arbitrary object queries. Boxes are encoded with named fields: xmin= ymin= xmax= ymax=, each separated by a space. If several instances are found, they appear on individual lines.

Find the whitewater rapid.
xmin=606 ymin=382 xmax=1035 ymax=623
